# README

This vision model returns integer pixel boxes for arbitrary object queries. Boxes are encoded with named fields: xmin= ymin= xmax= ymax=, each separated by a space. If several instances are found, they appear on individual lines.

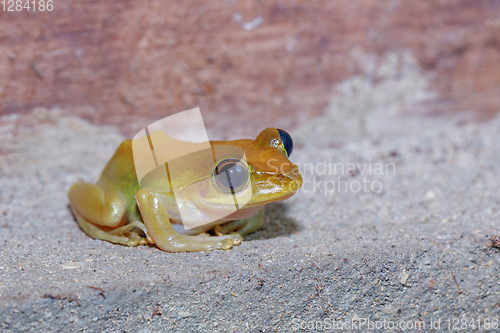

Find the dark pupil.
xmin=215 ymin=160 xmax=248 ymax=193
xmin=277 ymin=129 xmax=293 ymax=157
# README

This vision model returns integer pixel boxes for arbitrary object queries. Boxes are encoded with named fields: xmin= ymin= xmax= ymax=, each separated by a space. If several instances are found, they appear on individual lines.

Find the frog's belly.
xmin=224 ymin=205 xmax=264 ymax=220
xmin=168 ymin=202 xmax=264 ymax=235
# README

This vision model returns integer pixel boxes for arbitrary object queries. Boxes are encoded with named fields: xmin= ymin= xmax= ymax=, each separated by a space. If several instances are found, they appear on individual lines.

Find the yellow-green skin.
xmin=68 ymin=128 xmax=302 ymax=252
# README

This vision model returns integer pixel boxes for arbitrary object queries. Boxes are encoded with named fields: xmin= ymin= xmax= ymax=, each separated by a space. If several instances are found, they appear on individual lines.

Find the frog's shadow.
xmin=244 ymin=202 xmax=300 ymax=241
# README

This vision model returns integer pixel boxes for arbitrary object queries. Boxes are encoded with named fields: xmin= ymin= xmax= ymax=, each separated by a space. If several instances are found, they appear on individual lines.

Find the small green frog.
xmin=68 ymin=128 xmax=302 ymax=252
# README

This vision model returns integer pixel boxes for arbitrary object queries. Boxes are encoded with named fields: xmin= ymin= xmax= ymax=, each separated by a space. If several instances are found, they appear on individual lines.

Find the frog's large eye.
xmin=212 ymin=159 xmax=250 ymax=194
xmin=277 ymin=129 xmax=293 ymax=157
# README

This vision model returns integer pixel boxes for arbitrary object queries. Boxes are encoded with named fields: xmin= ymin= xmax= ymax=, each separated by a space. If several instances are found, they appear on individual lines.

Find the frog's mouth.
xmin=250 ymin=190 xmax=296 ymax=204
xmin=242 ymin=193 xmax=295 ymax=208
xmin=245 ymin=175 xmax=302 ymax=206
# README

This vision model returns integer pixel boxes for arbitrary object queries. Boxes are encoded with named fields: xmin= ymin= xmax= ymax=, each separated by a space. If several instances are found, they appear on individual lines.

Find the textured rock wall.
xmin=1 ymin=0 xmax=500 ymax=134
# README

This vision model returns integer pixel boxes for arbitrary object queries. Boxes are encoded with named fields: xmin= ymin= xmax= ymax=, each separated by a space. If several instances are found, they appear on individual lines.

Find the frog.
xmin=68 ymin=127 xmax=302 ymax=252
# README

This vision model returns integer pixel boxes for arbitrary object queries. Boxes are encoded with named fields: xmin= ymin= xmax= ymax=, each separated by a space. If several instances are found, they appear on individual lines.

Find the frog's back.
xmin=100 ymin=140 xmax=142 ymax=220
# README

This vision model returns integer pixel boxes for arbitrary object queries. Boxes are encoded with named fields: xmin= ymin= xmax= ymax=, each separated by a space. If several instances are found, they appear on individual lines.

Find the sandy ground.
xmin=0 ymin=108 xmax=499 ymax=332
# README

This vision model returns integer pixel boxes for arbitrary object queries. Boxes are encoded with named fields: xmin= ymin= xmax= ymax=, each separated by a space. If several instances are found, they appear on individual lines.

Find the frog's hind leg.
xmin=68 ymin=182 xmax=126 ymax=228
xmin=215 ymin=208 xmax=265 ymax=238
xmin=68 ymin=182 xmax=148 ymax=246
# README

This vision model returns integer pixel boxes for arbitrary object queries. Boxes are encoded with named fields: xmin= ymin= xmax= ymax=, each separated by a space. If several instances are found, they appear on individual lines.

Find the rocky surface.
xmin=0 ymin=108 xmax=498 ymax=332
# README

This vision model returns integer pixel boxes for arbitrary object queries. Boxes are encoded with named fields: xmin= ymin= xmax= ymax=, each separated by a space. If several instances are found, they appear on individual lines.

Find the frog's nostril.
xmin=289 ymin=164 xmax=301 ymax=180
xmin=276 ymin=174 xmax=284 ymax=181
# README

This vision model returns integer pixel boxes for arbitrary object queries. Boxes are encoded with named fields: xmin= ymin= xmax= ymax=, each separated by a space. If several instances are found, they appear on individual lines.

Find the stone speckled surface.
xmin=0 ymin=108 xmax=498 ymax=332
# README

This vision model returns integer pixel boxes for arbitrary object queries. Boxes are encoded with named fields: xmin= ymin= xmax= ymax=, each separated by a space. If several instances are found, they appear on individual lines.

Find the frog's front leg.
xmin=215 ymin=208 xmax=265 ymax=238
xmin=136 ymin=188 xmax=242 ymax=252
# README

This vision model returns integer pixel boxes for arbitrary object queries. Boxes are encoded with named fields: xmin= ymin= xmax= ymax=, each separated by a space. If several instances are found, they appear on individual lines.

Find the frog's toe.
xmin=130 ymin=234 xmax=149 ymax=246
xmin=124 ymin=233 xmax=147 ymax=247
xmin=125 ymin=239 xmax=138 ymax=247
xmin=214 ymin=226 xmax=224 ymax=236
xmin=228 ymin=232 xmax=242 ymax=245
xmin=219 ymin=238 xmax=234 ymax=250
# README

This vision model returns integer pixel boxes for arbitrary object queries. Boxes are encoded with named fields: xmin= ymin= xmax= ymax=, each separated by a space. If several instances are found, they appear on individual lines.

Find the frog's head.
xmin=148 ymin=127 xmax=302 ymax=218
xmin=208 ymin=127 xmax=303 ymax=208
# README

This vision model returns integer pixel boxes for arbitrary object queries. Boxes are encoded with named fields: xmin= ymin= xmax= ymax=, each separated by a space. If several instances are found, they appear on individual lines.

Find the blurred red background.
xmin=1 ymin=0 xmax=500 ymax=135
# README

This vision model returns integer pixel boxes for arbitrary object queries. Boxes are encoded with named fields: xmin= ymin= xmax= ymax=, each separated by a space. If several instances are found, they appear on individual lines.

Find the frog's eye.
xmin=277 ymin=129 xmax=293 ymax=157
xmin=212 ymin=159 xmax=250 ymax=194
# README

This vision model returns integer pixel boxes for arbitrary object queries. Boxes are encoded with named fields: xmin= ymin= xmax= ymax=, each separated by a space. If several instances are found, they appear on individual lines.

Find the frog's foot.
xmin=124 ymin=233 xmax=148 ymax=247
xmin=152 ymin=230 xmax=240 ymax=251
xmin=73 ymin=208 xmax=147 ymax=247
xmin=108 ymin=220 xmax=154 ymax=245
xmin=214 ymin=220 xmax=246 ymax=236
xmin=214 ymin=208 xmax=265 ymax=238
xmin=136 ymin=188 xmax=242 ymax=252
xmin=193 ymin=232 xmax=242 ymax=245
xmin=195 ymin=232 xmax=242 ymax=245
